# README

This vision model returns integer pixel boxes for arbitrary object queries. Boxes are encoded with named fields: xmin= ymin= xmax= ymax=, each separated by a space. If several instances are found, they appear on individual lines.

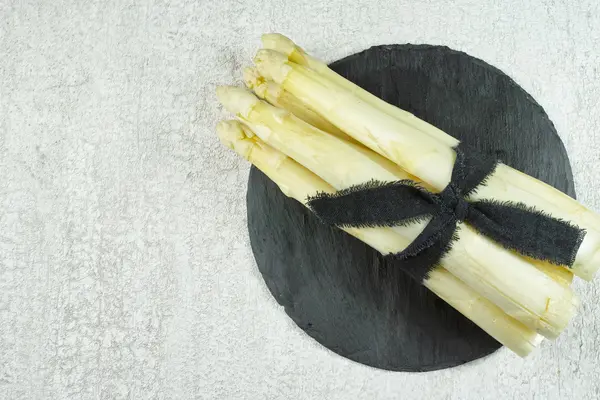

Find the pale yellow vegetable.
xmin=216 ymin=87 xmax=578 ymax=339
xmin=217 ymin=119 xmax=543 ymax=357
xmin=254 ymin=41 xmax=600 ymax=281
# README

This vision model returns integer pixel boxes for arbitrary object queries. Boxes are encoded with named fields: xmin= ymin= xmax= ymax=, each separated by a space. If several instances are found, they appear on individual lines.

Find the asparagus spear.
xmin=217 ymin=119 xmax=543 ymax=357
xmin=254 ymin=45 xmax=600 ymax=281
xmin=216 ymin=86 xmax=578 ymax=339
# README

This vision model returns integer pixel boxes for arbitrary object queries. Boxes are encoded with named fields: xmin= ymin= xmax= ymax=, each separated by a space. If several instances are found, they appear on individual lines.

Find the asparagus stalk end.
xmin=243 ymin=67 xmax=271 ymax=99
xmin=242 ymin=67 xmax=264 ymax=90
xmin=216 ymin=85 xmax=260 ymax=118
xmin=254 ymin=49 xmax=291 ymax=84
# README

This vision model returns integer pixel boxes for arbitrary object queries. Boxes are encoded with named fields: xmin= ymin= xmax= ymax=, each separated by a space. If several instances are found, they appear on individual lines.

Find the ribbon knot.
xmin=307 ymin=144 xmax=586 ymax=280
xmin=438 ymin=184 xmax=470 ymax=221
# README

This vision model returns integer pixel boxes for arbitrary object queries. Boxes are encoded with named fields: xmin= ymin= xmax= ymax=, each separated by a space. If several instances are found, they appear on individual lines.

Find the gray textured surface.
xmin=1 ymin=0 xmax=599 ymax=399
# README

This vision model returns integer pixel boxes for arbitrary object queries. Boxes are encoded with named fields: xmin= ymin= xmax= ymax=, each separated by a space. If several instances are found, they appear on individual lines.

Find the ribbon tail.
xmin=468 ymin=200 xmax=586 ymax=266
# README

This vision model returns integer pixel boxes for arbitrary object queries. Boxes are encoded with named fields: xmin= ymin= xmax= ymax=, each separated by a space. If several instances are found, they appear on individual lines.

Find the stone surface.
xmin=1 ymin=1 xmax=599 ymax=399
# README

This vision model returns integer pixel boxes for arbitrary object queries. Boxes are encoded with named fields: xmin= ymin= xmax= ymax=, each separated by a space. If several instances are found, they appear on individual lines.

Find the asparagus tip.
xmin=254 ymin=49 xmax=291 ymax=84
xmin=216 ymin=86 xmax=260 ymax=117
xmin=261 ymin=33 xmax=296 ymax=56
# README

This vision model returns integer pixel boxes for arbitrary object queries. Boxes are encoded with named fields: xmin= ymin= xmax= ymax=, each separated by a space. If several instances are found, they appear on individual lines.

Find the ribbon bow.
xmin=307 ymin=144 xmax=585 ymax=280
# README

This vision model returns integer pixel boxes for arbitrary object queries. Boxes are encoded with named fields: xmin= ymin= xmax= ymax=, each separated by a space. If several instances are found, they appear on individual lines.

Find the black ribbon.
xmin=307 ymin=144 xmax=586 ymax=281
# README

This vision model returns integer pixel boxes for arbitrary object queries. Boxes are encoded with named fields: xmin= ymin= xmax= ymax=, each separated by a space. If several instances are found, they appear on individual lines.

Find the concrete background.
xmin=1 ymin=0 xmax=600 ymax=399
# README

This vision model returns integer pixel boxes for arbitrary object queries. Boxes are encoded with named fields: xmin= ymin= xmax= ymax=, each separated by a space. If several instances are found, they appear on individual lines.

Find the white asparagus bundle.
xmin=217 ymin=119 xmax=543 ymax=357
xmin=257 ymin=34 xmax=600 ymax=281
xmin=242 ymin=69 xmax=575 ymax=288
xmin=216 ymin=86 xmax=578 ymax=339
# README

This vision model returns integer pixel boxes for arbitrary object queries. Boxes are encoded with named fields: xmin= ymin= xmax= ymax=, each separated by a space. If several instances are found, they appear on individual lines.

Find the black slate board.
xmin=247 ymin=45 xmax=575 ymax=372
